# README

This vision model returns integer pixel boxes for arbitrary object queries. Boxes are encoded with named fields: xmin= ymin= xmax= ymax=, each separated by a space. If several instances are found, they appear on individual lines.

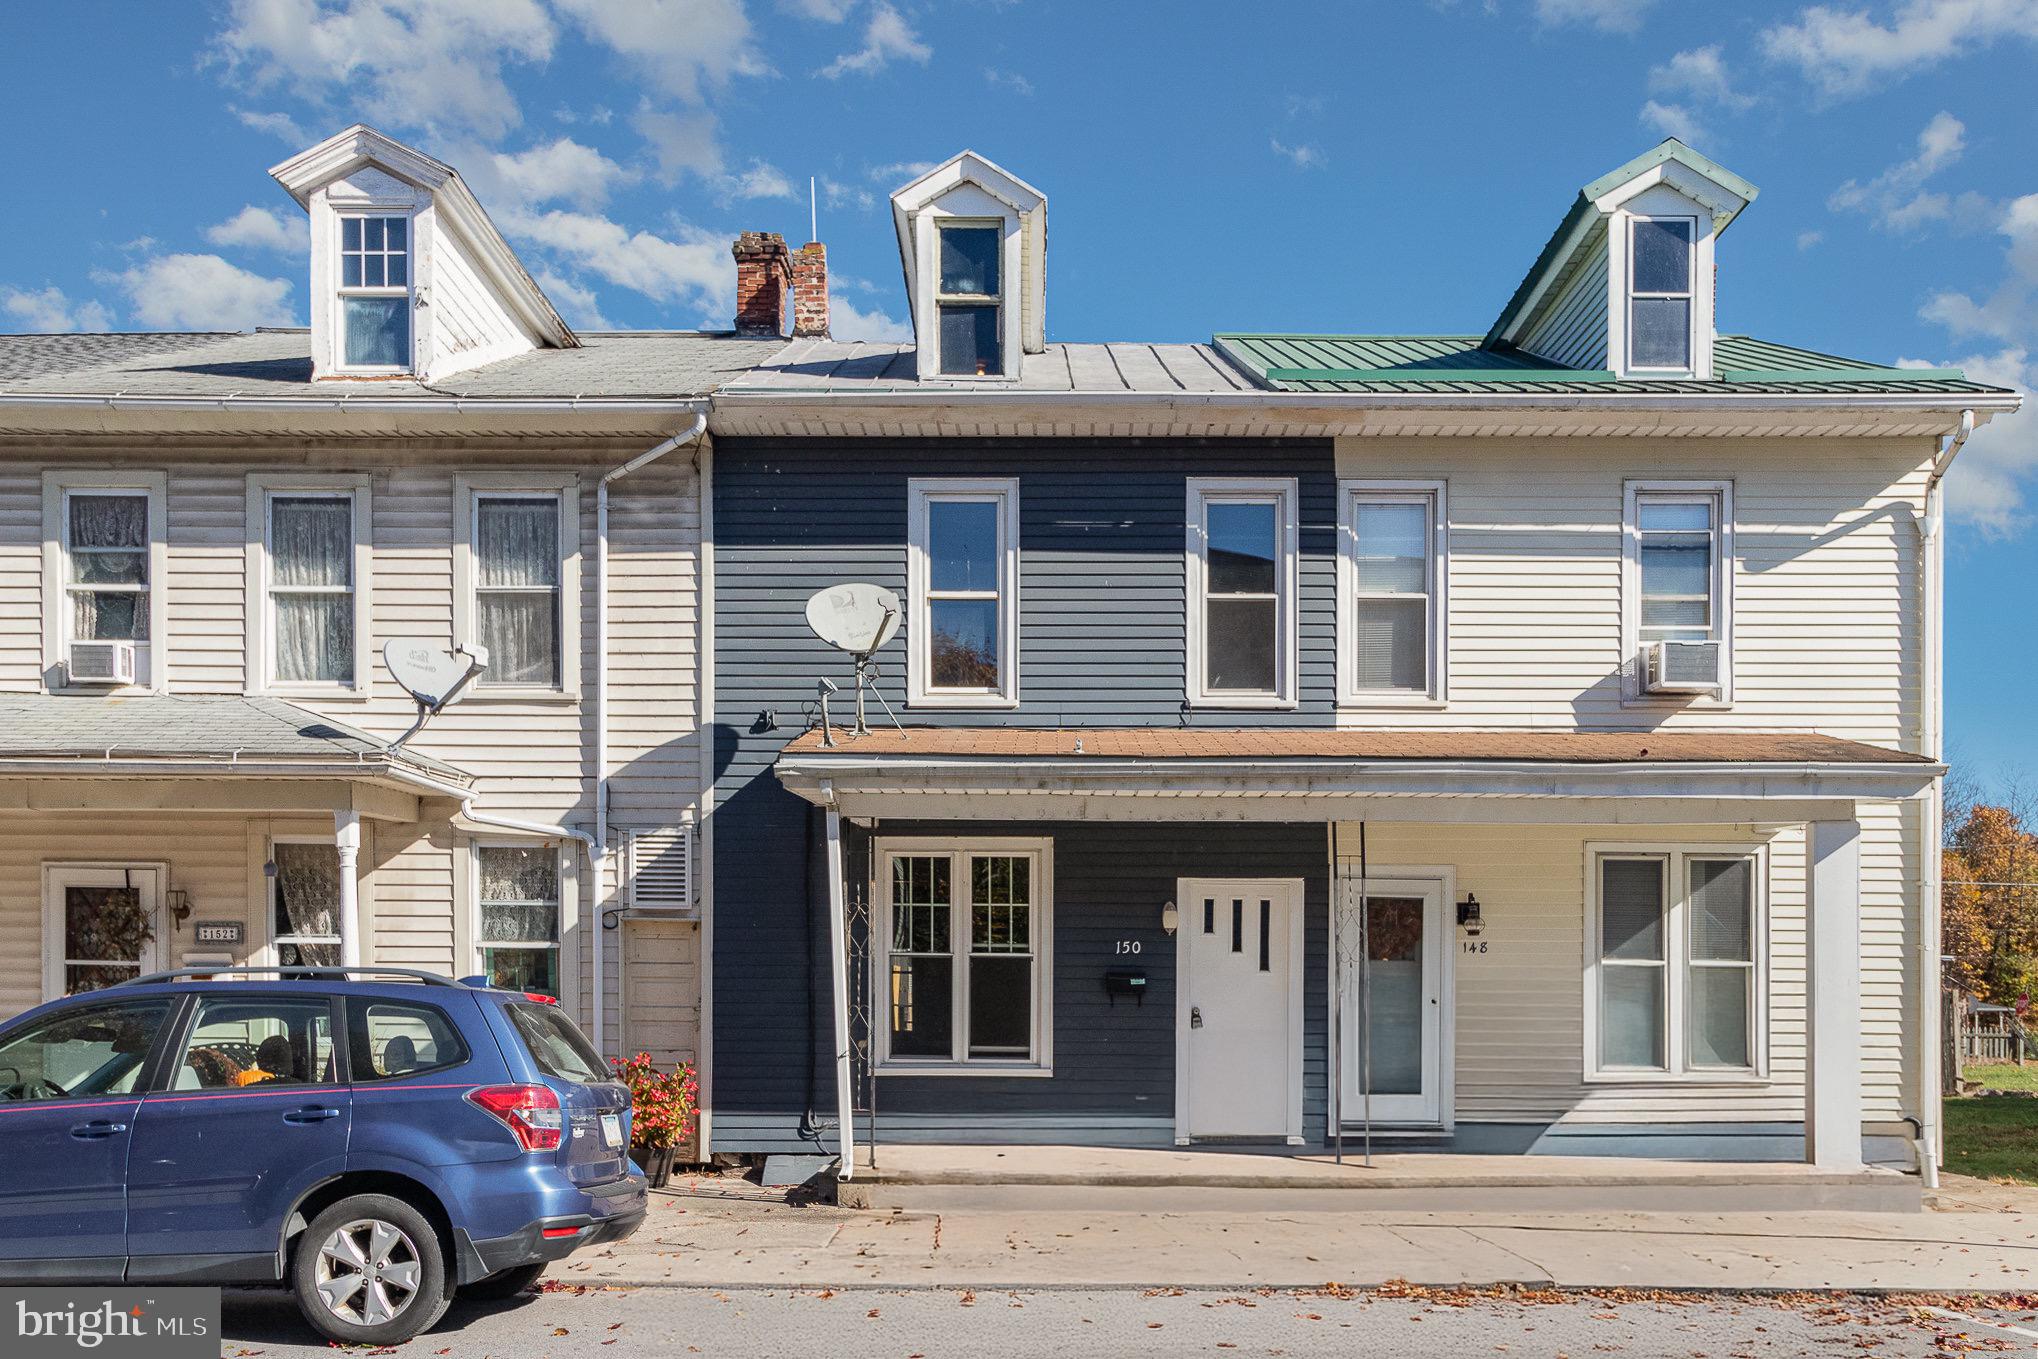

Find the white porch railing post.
xmin=1806 ymin=817 xmax=1863 ymax=1169
xmin=334 ymin=808 xmax=363 ymax=969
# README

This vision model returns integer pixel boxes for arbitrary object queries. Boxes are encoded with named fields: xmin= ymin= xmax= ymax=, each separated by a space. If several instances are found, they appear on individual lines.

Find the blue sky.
xmin=2 ymin=0 xmax=2035 ymax=783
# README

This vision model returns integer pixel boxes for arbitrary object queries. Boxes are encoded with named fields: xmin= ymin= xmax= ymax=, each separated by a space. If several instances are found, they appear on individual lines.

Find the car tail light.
xmin=522 ymin=991 xmax=558 ymax=1005
xmin=467 ymin=1084 xmax=563 ymax=1152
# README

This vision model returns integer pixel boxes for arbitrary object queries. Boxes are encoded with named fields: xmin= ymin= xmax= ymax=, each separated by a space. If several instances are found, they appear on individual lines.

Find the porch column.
xmin=1805 ymin=817 xmax=1863 ymax=1169
xmin=824 ymin=807 xmax=856 ymax=1179
xmin=335 ymin=809 xmax=362 ymax=969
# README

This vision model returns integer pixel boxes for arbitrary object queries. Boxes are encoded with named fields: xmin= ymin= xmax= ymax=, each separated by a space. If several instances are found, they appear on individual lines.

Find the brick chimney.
xmin=791 ymin=241 xmax=830 ymax=338
xmin=732 ymin=231 xmax=792 ymax=336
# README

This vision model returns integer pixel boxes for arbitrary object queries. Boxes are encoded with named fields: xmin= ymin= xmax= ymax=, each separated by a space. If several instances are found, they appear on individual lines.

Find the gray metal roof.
xmin=0 ymin=329 xmax=788 ymax=401
xmin=723 ymin=338 xmax=1257 ymax=393
xmin=0 ymin=694 xmax=472 ymax=787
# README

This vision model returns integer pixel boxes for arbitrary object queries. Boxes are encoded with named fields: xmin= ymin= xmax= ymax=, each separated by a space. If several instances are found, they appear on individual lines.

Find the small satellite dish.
xmin=806 ymin=583 xmax=902 ymax=656
xmin=385 ymin=639 xmax=486 ymax=710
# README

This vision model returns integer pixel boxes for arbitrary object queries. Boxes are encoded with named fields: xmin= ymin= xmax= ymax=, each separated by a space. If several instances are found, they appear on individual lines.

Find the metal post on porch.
xmin=334 ymin=809 xmax=362 ymax=968
xmin=1806 ymin=817 xmax=1864 ymax=1170
xmin=824 ymin=807 xmax=857 ymax=1179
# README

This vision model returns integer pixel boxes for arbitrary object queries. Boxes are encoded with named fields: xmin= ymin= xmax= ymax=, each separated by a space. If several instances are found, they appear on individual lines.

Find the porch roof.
xmin=0 ymin=694 xmax=475 ymax=798
xmin=775 ymin=726 xmax=1938 ymax=823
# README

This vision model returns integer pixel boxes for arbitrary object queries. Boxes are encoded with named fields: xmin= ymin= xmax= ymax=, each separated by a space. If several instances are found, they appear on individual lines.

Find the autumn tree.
xmin=1942 ymin=788 xmax=2038 ymax=1005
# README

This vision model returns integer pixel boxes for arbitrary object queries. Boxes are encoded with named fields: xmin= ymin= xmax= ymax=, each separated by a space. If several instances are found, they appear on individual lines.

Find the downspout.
xmin=591 ymin=409 xmax=709 ymax=1055
xmin=1915 ymin=407 xmax=1973 ymax=1187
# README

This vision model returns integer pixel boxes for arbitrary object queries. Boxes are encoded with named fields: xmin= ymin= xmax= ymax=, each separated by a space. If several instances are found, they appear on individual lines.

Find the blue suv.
xmin=0 ymin=968 xmax=647 ymax=1345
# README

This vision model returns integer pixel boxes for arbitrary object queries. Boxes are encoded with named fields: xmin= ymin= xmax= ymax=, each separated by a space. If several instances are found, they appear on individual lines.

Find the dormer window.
xmin=936 ymin=224 xmax=1003 ymax=376
xmin=1627 ymin=216 xmax=1694 ymax=373
xmin=338 ymin=214 xmax=412 ymax=371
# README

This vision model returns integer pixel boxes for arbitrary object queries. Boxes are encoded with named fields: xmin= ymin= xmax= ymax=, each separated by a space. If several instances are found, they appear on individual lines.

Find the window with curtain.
xmin=1348 ymin=493 xmax=1436 ymax=695
xmin=909 ymin=481 xmax=1015 ymax=703
xmin=1629 ymin=216 xmax=1694 ymax=371
xmin=338 ymin=214 xmax=412 ymax=370
xmin=1593 ymin=849 xmax=1761 ymax=1077
xmin=935 ymin=223 xmax=1002 ymax=376
xmin=273 ymin=842 xmax=343 ymax=968
xmin=65 ymin=492 xmax=150 ymax=649
xmin=268 ymin=494 xmax=355 ymax=685
xmin=882 ymin=844 xmax=1047 ymax=1068
xmin=1190 ymin=481 xmax=1295 ymax=704
xmin=1637 ymin=494 xmax=1718 ymax=645
xmin=476 ymin=845 xmax=560 ymax=996
xmin=475 ymin=495 xmax=563 ymax=688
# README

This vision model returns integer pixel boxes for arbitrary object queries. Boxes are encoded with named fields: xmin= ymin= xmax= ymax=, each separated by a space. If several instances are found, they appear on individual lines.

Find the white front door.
xmin=43 ymin=865 xmax=163 ymax=1000
xmin=1177 ymin=877 xmax=1303 ymax=1141
xmin=1336 ymin=876 xmax=1447 ymax=1126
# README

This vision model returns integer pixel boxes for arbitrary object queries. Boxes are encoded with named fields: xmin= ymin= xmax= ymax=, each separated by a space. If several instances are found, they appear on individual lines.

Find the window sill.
xmin=1186 ymin=695 xmax=1299 ymax=712
xmin=1338 ymin=694 xmax=1447 ymax=710
xmin=465 ymin=687 xmax=582 ymax=705
xmin=876 ymin=1063 xmax=1053 ymax=1078
xmin=256 ymin=685 xmax=372 ymax=703
xmin=45 ymin=683 xmax=165 ymax=699
xmin=1582 ymin=1069 xmax=1769 ymax=1086
xmin=905 ymin=693 xmax=1022 ymax=711
xmin=1620 ymin=693 xmax=1735 ymax=711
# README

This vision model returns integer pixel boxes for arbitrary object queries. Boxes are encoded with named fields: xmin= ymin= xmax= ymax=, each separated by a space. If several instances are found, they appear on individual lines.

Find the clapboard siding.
xmin=1518 ymin=227 xmax=1610 ymax=371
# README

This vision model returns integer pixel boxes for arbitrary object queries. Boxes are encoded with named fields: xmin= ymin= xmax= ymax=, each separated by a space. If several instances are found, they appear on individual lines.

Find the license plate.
xmin=600 ymin=1113 xmax=622 ymax=1148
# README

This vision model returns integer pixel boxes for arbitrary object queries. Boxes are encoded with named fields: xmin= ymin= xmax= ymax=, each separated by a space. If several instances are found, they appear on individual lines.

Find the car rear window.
xmin=504 ymin=1002 xmax=607 ymax=1083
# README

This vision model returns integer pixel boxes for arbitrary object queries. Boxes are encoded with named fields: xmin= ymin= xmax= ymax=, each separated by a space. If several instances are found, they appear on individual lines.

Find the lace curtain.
xmin=478 ymin=846 xmax=559 ymax=944
xmin=271 ymin=497 xmax=353 ymax=683
xmin=273 ymin=843 xmax=341 ymax=941
xmin=476 ymin=498 xmax=561 ymax=687
xmin=67 ymin=494 xmax=149 ymax=642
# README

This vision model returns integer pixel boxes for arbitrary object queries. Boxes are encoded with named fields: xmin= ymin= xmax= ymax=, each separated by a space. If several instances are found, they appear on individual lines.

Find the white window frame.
xmin=930 ymin=219 xmax=1007 ymax=378
xmin=1583 ymin=842 xmax=1768 ymax=1084
xmin=906 ymin=477 xmax=1020 ymax=708
xmin=41 ymin=863 xmax=166 ymax=1001
xmin=1622 ymin=479 xmax=1733 ymax=705
xmin=454 ymin=474 xmax=581 ymax=700
xmin=263 ymin=834 xmax=346 ymax=970
xmin=1625 ymin=215 xmax=1697 ymax=376
xmin=245 ymin=474 xmax=373 ymax=698
xmin=42 ymin=471 xmax=169 ymax=694
xmin=873 ymin=836 xmax=1054 ymax=1076
xmin=468 ymin=840 xmax=568 ymax=996
xmin=453 ymin=835 xmax=583 ymax=1020
xmin=1186 ymin=477 xmax=1299 ymax=709
xmin=333 ymin=211 xmax=415 ymax=376
xmin=1336 ymin=479 xmax=1447 ymax=706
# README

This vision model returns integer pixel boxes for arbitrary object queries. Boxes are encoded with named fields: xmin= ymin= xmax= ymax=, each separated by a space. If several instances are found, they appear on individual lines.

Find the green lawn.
xmin=1965 ymin=1062 xmax=2038 ymax=1092
xmin=1943 ymin=1096 xmax=2038 ymax=1185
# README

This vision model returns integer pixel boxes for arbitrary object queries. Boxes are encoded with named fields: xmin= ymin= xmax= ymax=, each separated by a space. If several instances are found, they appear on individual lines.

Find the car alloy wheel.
xmin=314 ymin=1217 xmax=423 ymax=1327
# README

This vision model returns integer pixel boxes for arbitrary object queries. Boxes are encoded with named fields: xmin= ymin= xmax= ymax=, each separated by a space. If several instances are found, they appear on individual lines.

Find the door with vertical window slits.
xmin=1179 ymin=878 xmax=1299 ymax=1139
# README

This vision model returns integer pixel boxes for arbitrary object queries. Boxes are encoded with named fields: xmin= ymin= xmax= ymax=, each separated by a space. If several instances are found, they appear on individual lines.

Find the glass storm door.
xmin=1337 ymin=877 xmax=1445 ymax=1126
xmin=43 ymin=866 xmax=162 ymax=999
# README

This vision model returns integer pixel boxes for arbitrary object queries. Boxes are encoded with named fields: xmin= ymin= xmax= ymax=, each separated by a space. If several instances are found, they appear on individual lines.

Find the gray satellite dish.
xmin=384 ymin=639 xmax=489 ymax=749
xmin=805 ymin=583 xmax=902 ymax=656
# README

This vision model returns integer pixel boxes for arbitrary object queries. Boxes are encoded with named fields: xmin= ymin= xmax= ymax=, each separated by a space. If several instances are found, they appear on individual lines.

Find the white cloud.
xmin=984 ymin=66 xmax=1034 ymax=95
xmin=1649 ymin=44 xmax=1755 ymax=111
xmin=231 ymin=106 xmax=312 ymax=143
xmin=632 ymin=106 xmax=726 ymax=184
xmin=213 ymin=0 xmax=555 ymax=141
xmin=1920 ymin=191 xmax=2038 ymax=343
xmin=830 ymin=298 xmax=912 ymax=343
xmin=2 ymin=285 xmax=113 ymax=333
xmin=1535 ymin=0 xmax=1657 ymax=32
xmin=1828 ymin=110 xmax=1967 ymax=232
xmin=779 ymin=0 xmax=854 ymax=17
xmin=503 ymin=209 xmax=732 ymax=323
xmin=100 ymin=254 xmax=294 ymax=331
xmin=821 ymin=176 xmax=876 ymax=212
xmin=1638 ymin=100 xmax=1711 ymax=146
xmin=553 ymin=0 xmax=769 ymax=104
xmin=868 ymin=159 xmax=937 ymax=183
xmin=535 ymin=269 xmax=614 ymax=329
xmin=1269 ymin=138 xmax=1325 ymax=170
xmin=720 ymin=161 xmax=798 ymax=201
xmin=819 ymin=2 xmax=931 ymax=77
xmin=484 ymin=136 xmax=636 ymax=210
xmin=204 ymin=204 xmax=308 ymax=256
xmin=1797 ymin=229 xmax=1825 ymax=250
xmin=1762 ymin=0 xmax=2038 ymax=96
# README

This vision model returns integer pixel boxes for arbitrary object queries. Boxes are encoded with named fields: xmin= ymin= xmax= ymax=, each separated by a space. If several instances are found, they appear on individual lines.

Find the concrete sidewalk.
xmin=546 ymin=1173 xmax=2038 ymax=1294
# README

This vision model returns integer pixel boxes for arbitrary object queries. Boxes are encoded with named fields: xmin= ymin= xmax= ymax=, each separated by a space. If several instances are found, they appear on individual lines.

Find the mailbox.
xmin=1103 ymin=968 xmax=1147 ymax=1006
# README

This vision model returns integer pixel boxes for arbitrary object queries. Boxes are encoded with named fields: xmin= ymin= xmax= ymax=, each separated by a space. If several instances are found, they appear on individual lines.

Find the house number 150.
xmin=1114 ymin=940 xmax=1142 ymax=955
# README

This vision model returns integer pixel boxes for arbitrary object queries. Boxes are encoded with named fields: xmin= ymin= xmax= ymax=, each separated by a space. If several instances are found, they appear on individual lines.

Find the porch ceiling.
xmin=774 ymin=726 xmax=1938 ymax=823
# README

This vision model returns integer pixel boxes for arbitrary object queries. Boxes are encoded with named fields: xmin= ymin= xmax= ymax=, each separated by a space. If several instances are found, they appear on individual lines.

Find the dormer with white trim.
xmin=1483 ymin=140 xmax=1758 ymax=380
xmin=891 ymin=152 xmax=1046 ymax=380
xmin=270 ymin=125 xmax=576 ymax=383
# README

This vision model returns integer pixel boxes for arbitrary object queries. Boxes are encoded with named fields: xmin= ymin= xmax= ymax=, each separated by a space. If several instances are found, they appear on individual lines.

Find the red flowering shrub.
xmin=611 ymin=1052 xmax=698 ymax=1150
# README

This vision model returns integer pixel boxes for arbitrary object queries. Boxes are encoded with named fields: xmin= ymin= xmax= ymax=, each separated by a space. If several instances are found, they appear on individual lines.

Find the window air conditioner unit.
xmin=1644 ymin=639 xmax=1723 ymax=694
xmin=67 ymin=640 xmax=137 ymax=687
xmin=624 ymin=824 xmax=696 ymax=916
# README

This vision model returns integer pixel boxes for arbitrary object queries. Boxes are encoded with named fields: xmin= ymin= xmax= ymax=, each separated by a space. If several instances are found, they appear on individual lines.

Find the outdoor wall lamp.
xmin=1457 ymin=893 xmax=1484 ymax=935
xmin=1161 ymin=900 xmax=1179 ymax=935
xmin=166 ymin=888 xmax=192 ymax=928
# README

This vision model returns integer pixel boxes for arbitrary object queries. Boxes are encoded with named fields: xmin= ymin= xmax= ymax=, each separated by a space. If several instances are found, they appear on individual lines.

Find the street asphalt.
xmin=218 ymin=1284 xmax=2038 ymax=1357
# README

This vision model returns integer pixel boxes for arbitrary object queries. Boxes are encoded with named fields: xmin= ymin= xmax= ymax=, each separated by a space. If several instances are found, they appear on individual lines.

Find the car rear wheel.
xmin=290 ymin=1194 xmax=449 ymax=1345
xmin=462 ymin=1261 xmax=547 ymax=1301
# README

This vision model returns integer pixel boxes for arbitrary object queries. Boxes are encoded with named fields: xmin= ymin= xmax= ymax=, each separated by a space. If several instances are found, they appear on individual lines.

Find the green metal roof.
xmin=1209 ymin=333 xmax=2014 ymax=397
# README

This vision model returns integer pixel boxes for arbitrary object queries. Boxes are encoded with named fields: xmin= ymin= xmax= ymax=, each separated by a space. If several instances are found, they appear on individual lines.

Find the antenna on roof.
xmin=804 ymin=583 xmax=904 ymax=746
xmin=810 ymin=176 xmax=818 ymax=244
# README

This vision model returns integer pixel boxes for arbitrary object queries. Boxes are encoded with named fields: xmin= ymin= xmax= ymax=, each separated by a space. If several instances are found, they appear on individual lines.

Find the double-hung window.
xmin=337 ymin=214 xmax=412 ymax=372
xmin=1339 ymin=483 xmax=1444 ymax=701
xmin=266 ymin=492 xmax=358 ymax=687
xmin=1628 ymin=216 xmax=1695 ymax=373
xmin=907 ymin=479 xmax=1018 ymax=706
xmin=878 ymin=840 xmax=1051 ymax=1072
xmin=455 ymin=477 xmax=577 ymax=696
xmin=271 ymin=840 xmax=344 ymax=969
xmin=1187 ymin=478 xmax=1298 ymax=707
xmin=475 ymin=845 xmax=561 ymax=996
xmin=934 ymin=223 xmax=1004 ymax=376
xmin=1590 ymin=846 xmax=1763 ymax=1078
xmin=1626 ymin=482 xmax=1731 ymax=699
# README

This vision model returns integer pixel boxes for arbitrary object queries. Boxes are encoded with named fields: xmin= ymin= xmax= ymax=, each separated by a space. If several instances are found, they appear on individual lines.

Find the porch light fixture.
xmin=166 ymin=888 xmax=192 ymax=927
xmin=1457 ymin=893 xmax=1483 ymax=935
xmin=1161 ymin=900 xmax=1179 ymax=935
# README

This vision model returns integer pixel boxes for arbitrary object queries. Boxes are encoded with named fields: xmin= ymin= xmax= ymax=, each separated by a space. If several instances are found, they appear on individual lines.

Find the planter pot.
xmin=635 ymin=1144 xmax=677 ymax=1189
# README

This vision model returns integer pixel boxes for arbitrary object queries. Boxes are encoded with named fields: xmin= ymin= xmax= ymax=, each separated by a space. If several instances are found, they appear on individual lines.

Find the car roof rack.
xmin=116 ymin=966 xmax=465 ymax=989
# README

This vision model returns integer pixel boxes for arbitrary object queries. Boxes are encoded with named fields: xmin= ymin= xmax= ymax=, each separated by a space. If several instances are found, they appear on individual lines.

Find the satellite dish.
xmin=806 ymin=583 xmax=902 ymax=656
xmin=384 ymin=638 xmax=487 ymax=710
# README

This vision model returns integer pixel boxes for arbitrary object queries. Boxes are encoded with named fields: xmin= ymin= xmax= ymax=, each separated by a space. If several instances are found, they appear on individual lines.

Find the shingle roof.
xmin=0 ymin=694 xmax=472 ymax=786
xmin=1211 ymin=333 xmax=2014 ymax=397
xmin=723 ymin=338 xmax=1257 ymax=393
xmin=779 ymin=727 xmax=1927 ymax=765
xmin=0 ymin=329 xmax=788 ymax=400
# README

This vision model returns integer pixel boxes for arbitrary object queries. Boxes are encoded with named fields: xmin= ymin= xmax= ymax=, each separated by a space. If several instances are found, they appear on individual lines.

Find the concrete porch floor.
xmin=832 ymin=1144 xmax=1921 ymax=1213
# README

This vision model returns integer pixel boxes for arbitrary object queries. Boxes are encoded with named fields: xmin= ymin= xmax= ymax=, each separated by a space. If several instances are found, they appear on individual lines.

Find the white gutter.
xmin=0 ymin=392 xmax=712 ymax=415
xmin=1915 ymin=407 xmax=1974 ymax=1188
xmin=591 ymin=410 xmax=708 ymax=1055
xmin=710 ymin=387 xmax=2019 ymax=414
